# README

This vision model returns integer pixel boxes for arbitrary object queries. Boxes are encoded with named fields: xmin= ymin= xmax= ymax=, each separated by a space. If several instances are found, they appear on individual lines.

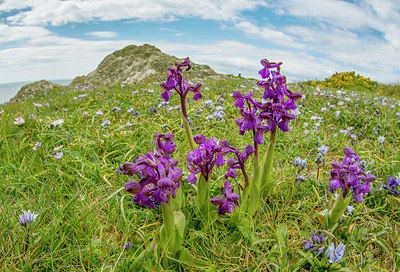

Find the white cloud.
xmin=2 ymin=0 xmax=265 ymax=26
xmin=234 ymin=20 xmax=303 ymax=48
xmin=274 ymin=0 xmax=400 ymax=48
xmin=0 ymin=36 xmax=139 ymax=82
xmin=155 ymin=40 xmax=341 ymax=82
xmin=85 ymin=31 xmax=117 ymax=38
xmin=0 ymin=24 xmax=51 ymax=42
xmin=0 ymin=0 xmax=399 ymax=84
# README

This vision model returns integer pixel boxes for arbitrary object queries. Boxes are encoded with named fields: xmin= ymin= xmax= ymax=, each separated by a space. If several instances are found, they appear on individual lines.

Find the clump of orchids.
xmin=118 ymin=58 xmax=302 ymax=267
xmin=119 ymin=133 xmax=208 ymax=267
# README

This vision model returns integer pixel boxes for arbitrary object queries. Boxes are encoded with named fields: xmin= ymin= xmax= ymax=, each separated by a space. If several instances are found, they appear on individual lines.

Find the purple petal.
xmin=216 ymin=154 xmax=225 ymax=168
xmin=187 ymin=172 xmax=197 ymax=184
xmin=210 ymin=197 xmax=225 ymax=206
xmin=234 ymin=98 xmax=245 ymax=109
xmin=193 ymin=91 xmax=202 ymax=101
xmin=124 ymin=181 xmax=143 ymax=194
xmin=193 ymin=134 xmax=206 ymax=145
xmin=161 ymin=91 xmax=171 ymax=102
xmin=277 ymin=120 xmax=289 ymax=132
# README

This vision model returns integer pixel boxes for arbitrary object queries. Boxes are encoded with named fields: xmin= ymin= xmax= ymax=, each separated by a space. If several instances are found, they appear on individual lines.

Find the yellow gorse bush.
xmin=305 ymin=71 xmax=378 ymax=92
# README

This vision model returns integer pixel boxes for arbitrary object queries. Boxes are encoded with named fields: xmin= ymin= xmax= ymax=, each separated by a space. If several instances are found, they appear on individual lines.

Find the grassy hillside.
xmin=0 ymin=72 xmax=399 ymax=271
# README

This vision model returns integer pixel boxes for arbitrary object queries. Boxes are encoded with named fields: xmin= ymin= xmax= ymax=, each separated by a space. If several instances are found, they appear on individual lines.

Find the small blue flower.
xmin=205 ymin=100 xmax=212 ymax=108
xmin=18 ymin=210 xmax=38 ymax=226
xmin=214 ymin=111 xmax=224 ymax=120
xmin=325 ymin=243 xmax=346 ymax=263
xmin=53 ymin=151 xmax=63 ymax=160
xmin=296 ymin=175 xmax=305 ymax=182
xmin=101 ymin=120 xmax=110 ymax=126
xmin=317 ymin=145 xmax=329 ymax=155
xmin=122 ymin=241 xmax=132 ymax=249
xmin=32 ymin=142 xmax=41 ymax=150
xmin=112 ymin=106 xmax=121 ymax=112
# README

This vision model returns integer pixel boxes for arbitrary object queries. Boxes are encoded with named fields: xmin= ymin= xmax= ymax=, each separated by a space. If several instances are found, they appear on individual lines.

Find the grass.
xmin=0 ymin=74 xmax=399 ymax=271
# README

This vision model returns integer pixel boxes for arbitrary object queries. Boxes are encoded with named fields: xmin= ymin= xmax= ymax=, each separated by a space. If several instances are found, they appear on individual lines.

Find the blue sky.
xmin=0 ymin=0 xmax=399 ymax=84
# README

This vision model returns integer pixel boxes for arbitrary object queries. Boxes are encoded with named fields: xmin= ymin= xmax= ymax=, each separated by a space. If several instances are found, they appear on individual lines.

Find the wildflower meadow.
xmin=0 ymin=58 xmax=399 ymax=271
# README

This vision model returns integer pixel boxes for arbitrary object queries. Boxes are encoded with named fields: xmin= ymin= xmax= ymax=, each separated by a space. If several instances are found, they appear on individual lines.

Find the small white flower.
xmin=378 ymin=136 xmax=386 ymax=145
xmin=96 ymin=110 xmax=103 ymax=116
xmin=126 ymin=122 xmax=132 ymax=127
xmin=346 ymin=205 xmax=355 ymax=215
xmin=51 ymin=119 xmax=64 ymax=127
xmin=13 ymin=116 xmax=25 ymax=125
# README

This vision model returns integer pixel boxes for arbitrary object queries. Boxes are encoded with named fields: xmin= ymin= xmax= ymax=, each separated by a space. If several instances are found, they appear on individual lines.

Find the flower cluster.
xmin=121 ymin=133 xmax=183 ymax=208
xmin=294 ymin=157 xmax=307 ymax=182
xmin=329 ymin=147 xmax=376 ymax=202
xmin=210 ymin=181 xmax=239 ymax=215
xmin=382 ymin=176 xmax=400 ymax=195
xmin=186 ymin=135 xmax=230 ymax=184
xmin=256 ymin=59 xmax=302 ymax=132
xmin=232 ymin=60 xmax=302 ymax=149
xmin=160 ymin=57 xmax=202 ymax=111
xmin=303 ymin=231 xmax=326 ymax=255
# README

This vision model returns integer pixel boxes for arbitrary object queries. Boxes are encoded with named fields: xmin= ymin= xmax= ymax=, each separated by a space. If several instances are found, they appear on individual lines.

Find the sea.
xmin=0 ymin=79 xmax=72 ymax=104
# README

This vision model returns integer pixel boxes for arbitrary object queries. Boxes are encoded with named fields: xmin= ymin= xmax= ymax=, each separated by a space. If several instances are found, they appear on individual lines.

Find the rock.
xmin=11 ymin=80 xmax=66 ymax=102
xmin=69 ymin=44 xmax=218 ymax=87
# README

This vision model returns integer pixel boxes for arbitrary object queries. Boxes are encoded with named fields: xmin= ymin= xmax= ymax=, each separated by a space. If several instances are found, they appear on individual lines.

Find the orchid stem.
xmin=182 ymin=114 xmax=196 ymax=151
xmin=259 ymin=129 xmax=277 ymax=194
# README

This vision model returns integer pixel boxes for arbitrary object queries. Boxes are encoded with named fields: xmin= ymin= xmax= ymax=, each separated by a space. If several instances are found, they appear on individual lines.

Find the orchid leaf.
xmin=173 ymin=247 xmax=212 ymax=269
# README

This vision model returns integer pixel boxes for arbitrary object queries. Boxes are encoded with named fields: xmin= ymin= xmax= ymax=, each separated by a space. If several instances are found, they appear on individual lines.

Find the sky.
xmin=0 ymin=0 xmax=399 ymax=84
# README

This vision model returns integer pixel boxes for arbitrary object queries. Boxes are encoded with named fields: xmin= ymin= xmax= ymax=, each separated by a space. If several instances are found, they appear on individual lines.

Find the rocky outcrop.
xmin=11 ymin=80 xmax=66 ymax=102
xmin=69 ymin=44 xmax=218 ymax=86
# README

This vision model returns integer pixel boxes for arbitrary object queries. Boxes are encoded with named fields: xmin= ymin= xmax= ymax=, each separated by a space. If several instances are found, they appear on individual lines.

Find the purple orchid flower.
xmin=186 ymin=135 xmax=229 ymax=184
xmin=221 ymin=141 xmax=254 ymax=186
xmin=232 ymin=59 xmax=301 ymax=161
xmin=210 ymin=180 xmax=239 ymax=215
xmin=160 ymin=57 xmax=202 ymax=119
xmin=120 ymin=133 xmax=183 ymax=208
xmin=329 ymin=147 xmax=376 ymax=202
xmin=255 ymin=59 xmax=302 ymax=133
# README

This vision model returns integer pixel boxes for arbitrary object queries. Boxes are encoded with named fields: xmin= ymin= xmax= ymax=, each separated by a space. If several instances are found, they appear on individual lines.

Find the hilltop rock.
xmin=12 ymin=80 xmax=66 ymax=102
xmin=70 ymin=44 xmax=218 ymax=86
